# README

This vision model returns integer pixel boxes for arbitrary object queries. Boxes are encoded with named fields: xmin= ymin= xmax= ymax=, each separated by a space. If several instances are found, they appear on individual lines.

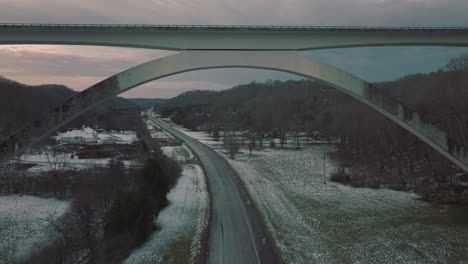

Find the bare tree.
xmin=444 ymin=53 xmax=468 ymax=72
xmin=277 ymin=129 xmax=287 ymax=148
xmin=45 ymin=147 xmax=72 ymax=172
xmin=289 ymin=115 xmax=303 ymax=149
xmin=213 ymin=126 xmax=221 ymax=142
xmin=45 ymin=147 xmax=71 ymax=198
xmin=223 ymin=131 xmax=240 ymax=159
xmin=0 ymin=164 xmax=17 ymax=194
xmin=243 ymin=130 xmax=257 ymax=155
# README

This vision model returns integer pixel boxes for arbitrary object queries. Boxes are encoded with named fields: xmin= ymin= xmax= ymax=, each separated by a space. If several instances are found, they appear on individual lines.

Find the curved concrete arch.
xmin=0 ymin=51 xmax=467 ymax=172
xmin=1 ymin=24 xmax=468 ymax=50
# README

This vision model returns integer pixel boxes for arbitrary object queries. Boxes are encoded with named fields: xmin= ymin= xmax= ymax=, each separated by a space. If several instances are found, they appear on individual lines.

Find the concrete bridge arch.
xmin=0 ymin=50 xmax=466 ymax=172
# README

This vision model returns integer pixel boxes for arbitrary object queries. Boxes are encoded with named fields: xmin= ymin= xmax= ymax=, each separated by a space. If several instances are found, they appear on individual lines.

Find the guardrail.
xmin=0 ymin=23 xmax=467 ymax=32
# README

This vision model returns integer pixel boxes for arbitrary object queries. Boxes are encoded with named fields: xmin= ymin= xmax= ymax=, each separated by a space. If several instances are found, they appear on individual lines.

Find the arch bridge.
xmin=0 ymin=24 xmax=467 ymax=172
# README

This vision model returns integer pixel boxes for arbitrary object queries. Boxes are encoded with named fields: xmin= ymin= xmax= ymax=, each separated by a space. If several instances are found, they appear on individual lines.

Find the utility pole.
xmin=323 ymin=151 xmax=327 ymax=184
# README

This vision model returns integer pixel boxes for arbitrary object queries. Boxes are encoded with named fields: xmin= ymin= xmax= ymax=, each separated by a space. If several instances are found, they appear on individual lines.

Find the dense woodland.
xmin=159 ymin=54 xmax=468 ymax=204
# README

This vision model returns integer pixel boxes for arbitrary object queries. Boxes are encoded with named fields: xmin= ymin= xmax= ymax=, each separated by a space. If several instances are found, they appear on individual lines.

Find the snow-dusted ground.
xmin=10 ymin=127 xmax=140 ymax=173
xmin=55 ymin=128 xmax=137 ymax=144
xmin=124 ymin=164 xmax=209 ymax=264
xmin=169 ymin=121 xmax=468 ymax=264
xmin=96 ymin=132 xmax=137 ymax=144
xmin=228 ymin=148 xmax=468 ymax=263
xmin=176 ymin=128 xmax=223 ymax=148
xmin=161 ymin=144 xmax=194 ymax=163
xmin=14 ymin=153 xmax=137 ymax=173
xmin=0 ymin=195 xmax=69 ymax=264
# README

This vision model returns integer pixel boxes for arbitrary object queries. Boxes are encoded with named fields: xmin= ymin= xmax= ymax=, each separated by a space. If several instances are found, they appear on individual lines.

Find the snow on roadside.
xmin=0 ymin=195 xmax=69 ymax=264
xmin=124 ymin=164 xmax=209 ymax=264
xmin=165 ymin=123 xmax=223 ymax=149
xmin=160 ymin=146 xmax=176 ymax=160
xmin=161 ymin=143 xmax=194 ymax=163
xmin=182 ymin=144 xmax=194 ymax=161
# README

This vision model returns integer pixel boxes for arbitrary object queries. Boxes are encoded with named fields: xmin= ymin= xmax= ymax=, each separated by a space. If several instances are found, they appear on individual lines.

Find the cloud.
xmin=0 ymin=0 xmax=468 ymax=98
xmin=0 ymin=44 xmax=299 ymax=97
xmin=1 ymin=0 xmax=468 ymax=26
xmin=0 ymin=45 xmax=174 ymax=90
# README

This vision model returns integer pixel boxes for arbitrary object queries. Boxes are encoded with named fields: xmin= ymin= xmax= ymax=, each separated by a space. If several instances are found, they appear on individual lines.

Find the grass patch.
xmin=175 ymin=145 xmax=191 ymax=160
xmin=162 ymin=237 xmax=193 ymax=264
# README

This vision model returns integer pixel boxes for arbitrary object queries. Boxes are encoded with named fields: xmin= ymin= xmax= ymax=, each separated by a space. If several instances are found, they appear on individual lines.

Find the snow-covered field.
xmin=124 ymin=164 xmax=209 ymax=264
xmin=0 ymin=195 xmax=69 ymax=264
xmin=169 ymin=121 xmax=468 ymax=264
xmin=229 ymin=148 xmax=468 ymax=263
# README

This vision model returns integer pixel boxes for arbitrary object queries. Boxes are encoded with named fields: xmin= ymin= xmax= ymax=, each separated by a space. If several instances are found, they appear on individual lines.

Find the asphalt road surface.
xmin=151 ymin=117 xmax=278 ymax=264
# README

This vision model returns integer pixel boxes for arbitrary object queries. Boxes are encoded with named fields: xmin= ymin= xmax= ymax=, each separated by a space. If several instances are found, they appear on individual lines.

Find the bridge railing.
xmin=0 ymin=23 xmax=467 ymax=32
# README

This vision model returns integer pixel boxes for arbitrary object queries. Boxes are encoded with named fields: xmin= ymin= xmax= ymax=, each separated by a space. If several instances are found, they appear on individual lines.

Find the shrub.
xmin=106 ymin=191 xmax=145 ymax=235
xmin=330 ymin=167 xmax=351 ymax=185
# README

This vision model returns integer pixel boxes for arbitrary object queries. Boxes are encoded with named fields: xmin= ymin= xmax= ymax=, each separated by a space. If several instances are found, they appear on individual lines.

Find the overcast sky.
xmin=1 ymin=0 xmax=468 ymax=98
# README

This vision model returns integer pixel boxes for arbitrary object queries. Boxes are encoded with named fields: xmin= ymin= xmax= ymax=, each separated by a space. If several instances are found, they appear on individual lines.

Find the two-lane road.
xmin=151 ymin=117 xmax=278 ymax=264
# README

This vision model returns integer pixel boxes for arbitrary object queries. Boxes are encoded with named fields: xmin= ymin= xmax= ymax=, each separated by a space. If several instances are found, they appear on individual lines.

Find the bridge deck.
xmin=0 ymin=23 xmax=467 ymax=32
xmin=1 ymin=23 xmax=468 ymax=51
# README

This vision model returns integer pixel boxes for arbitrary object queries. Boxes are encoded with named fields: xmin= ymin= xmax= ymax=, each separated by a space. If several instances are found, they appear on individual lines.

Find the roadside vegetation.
xmin=6 ymin=144 xmax=181 ymax=264
xmin=158 ymin=53 xmax=468 ymax=204
xmin=124 ymin=118 xmax=209 ymax=264
xmin=124 ymin=164 xmax=209 ymax=264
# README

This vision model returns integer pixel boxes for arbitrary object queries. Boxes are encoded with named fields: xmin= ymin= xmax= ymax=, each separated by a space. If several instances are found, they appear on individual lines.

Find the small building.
xmin=56 ymin=127 xmax=98 ymax=144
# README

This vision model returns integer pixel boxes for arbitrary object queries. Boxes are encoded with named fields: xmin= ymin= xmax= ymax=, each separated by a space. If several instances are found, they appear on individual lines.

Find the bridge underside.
xmin=1 ymin=24 xmax=468 ymax=50
xmin=0 ymin=51 xmax=467 ymax=172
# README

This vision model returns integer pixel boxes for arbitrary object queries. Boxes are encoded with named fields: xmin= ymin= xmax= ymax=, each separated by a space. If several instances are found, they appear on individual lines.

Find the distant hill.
xmin=0 ymin=77 xmax=141 ymax=137
xmin=127 ymin=98 xmax=167 ymax=108
xmin=102 ymin=97 xmax=139 ymax=109
xmin=157 ymin=81 xmax=338 ymax=128
xmin=0 ymin=77 xmax=74 ymax=136
xmin=159 ymin=89 xmax=234 ymax=108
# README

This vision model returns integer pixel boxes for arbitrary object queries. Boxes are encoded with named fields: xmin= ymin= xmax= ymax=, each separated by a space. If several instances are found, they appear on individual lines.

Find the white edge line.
xmin=236 ymin=180 xmax=262 ymax=264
